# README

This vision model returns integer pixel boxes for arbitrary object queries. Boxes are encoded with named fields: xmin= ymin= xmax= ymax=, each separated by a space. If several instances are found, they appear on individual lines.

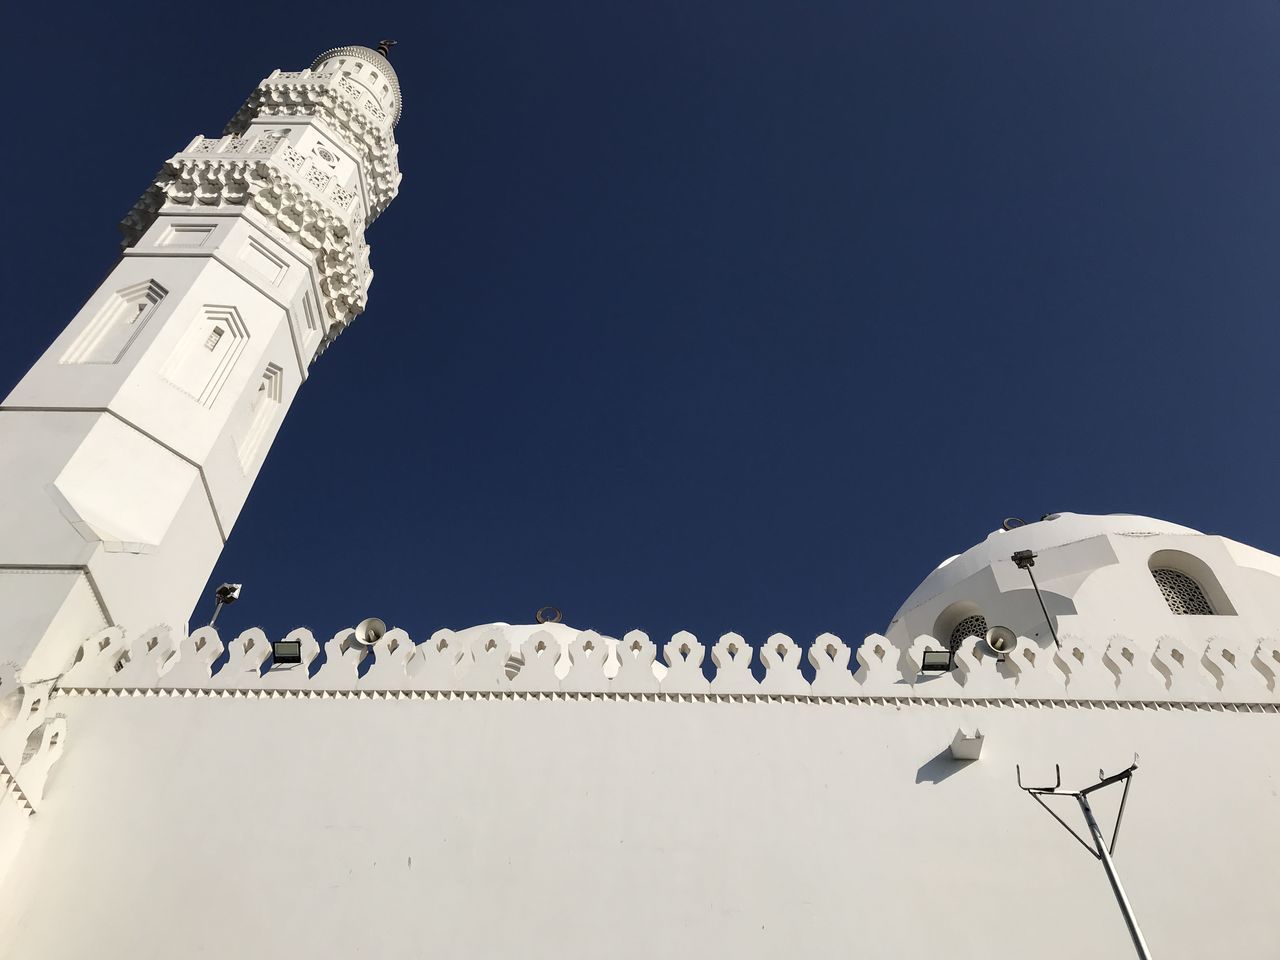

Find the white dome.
xmin=891 ymin=512 xmax=1202 ymax=625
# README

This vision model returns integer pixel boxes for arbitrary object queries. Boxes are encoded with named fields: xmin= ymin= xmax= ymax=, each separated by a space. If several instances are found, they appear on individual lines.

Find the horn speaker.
xmin=353 ymin=617 xmax=387 ymax=646
xmin=985 ymin=625 xmax=1018 ymax=654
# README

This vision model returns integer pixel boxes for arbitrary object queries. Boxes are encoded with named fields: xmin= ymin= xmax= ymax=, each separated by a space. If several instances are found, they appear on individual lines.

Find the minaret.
xmin=0 ymin=44 xmax=402 ymax=680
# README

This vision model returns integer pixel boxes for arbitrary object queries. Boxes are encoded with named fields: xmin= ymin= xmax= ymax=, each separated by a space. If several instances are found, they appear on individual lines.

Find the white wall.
xmin=0 ymin=691 xmax=1275 ymax=959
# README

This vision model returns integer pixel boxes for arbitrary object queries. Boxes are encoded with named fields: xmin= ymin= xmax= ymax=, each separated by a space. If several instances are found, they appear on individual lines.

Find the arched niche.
xmin=1148 ymin=549 xmax=1236 ymax=616
xmin=933 ymin=601 xmax=986 ymax=651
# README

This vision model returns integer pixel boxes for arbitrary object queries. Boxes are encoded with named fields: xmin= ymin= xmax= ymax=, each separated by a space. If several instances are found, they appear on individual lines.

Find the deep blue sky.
xmin=5 ymin=2 xmax=1280 ymax=649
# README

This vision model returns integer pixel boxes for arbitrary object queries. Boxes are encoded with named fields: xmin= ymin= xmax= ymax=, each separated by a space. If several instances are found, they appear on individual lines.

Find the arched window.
xmin=948 ymin=614 xmax=987 ymax=651
xmin=1147 ymin=549 xmax=1235 ymax=616
xmin=1150 ymin=568 xmax=1214 ymax=615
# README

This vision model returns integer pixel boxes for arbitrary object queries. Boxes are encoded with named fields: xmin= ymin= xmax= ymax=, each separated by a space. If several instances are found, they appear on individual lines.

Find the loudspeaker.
xmin=353 ymin=617 xmax=387 ymax=646
xmin=985 ymin=625 xmax=1018 ymax=654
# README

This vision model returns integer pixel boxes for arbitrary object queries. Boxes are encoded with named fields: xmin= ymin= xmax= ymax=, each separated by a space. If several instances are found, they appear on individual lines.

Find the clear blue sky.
xmin=5 ymin=2 xmax=1280 ymax=650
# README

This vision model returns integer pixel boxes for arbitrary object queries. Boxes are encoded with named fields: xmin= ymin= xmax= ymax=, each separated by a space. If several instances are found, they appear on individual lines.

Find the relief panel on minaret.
xmin=297 ymin=290 xmax=323 ymax=356
xmin=237 ymin=237 xmax=289 ymax=287
xmin=60 ymin=280 xmax=167 ymax=365
xmin=160 ymin=305 xmax=249 ymax=407
xmin=157 ymin=223 xmax=217 ymax=248
xmin=235 ymin=362 xmax=284 ymax=471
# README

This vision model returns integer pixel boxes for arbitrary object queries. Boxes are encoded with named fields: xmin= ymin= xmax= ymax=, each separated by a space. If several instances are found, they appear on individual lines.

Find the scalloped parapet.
xmin=51 ymin=623 xmax=1280 ymax=708
xmin=0 ymin=664 xmax=67 ymax=814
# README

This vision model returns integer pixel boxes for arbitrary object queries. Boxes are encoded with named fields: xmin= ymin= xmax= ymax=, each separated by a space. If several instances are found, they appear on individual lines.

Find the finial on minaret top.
xmin=376 ymin=39 xmax=398 ymax=58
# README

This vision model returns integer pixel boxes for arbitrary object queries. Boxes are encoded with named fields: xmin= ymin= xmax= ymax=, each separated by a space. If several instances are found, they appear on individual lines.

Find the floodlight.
xmin=920 ymin=648 xmax=954 ymax=673
xmin=272 ymin=639 xmax=303 ymax=666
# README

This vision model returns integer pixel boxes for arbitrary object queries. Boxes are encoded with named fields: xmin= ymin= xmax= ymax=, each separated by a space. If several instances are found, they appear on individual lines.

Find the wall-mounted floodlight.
xmin=271 ymin=639 xmax=303 ymax=665
xmin=208 ymin=583 xmax=242 ymax=627
xmin=920 ymin=648 xmax=954 ymax=672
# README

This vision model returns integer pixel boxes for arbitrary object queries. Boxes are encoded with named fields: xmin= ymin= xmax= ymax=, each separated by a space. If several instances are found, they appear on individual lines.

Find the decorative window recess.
xmin=236 ymin=363 xmax=284 ymax=471
xmin=238 ymin=237 xmax=288 ymax=286
xmin=60 ymin=280 xmax=168 ymax=365
xmin=161 ymin=305 xmax=249 ymax=408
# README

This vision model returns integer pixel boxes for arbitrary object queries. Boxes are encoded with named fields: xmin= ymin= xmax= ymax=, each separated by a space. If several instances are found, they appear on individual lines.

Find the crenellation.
xmin=157 ymin=626 xmax=223 ymax=687
xmin=708 ymin=633 xmax=755 ymax=694
xmin=508 ymin=631 xmax=561 ymax=693
xmin=962 ymin=642 xmax=1010 ymax=693
xmin=661 ymin=631 xmax=709 ymax=694
xmin=1102 ymin=636 xmax=1168 ymax=700
xmin=812 ymin=633 xmax=859 ymax=694
xmin=758 ymin=633 xmax=807 ymax=695
xmin=0 ymin=667 xmax=65 ymax=814
xmin=49 ymin=622 xmax=1280 ymax=708
xmin=1251 ymin=636 xmax=1280 ymax=691
xmin=61 ymin=628 xmax=128 ymax=689
xmin=456 ymin=627 xmax=510 ymax=692
xmin=414 ymin=629 xmax=465 ymax=690
xmin=113 ymin=625 xmax=177 ymax=687
xmin=1152 ymin=635 xmax=1210 ymax=698
xmin=849 ymin=642 xmax=901 ymax=696
xmin=361 ymin=628 xmax=415 ymax=687
xmin=614 ymin=630 xmax=660 ymax=694
xmin=562 ymin=630 xmax=609 ymax=693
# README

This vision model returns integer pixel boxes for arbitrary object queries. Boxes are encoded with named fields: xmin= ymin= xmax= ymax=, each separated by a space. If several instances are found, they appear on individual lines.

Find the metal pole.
xmin=209 ymin=599 xmax=224 ymax=628
xmin=1024 ymin=565 xmax=1061 ymax=648
xmin=1078 ymin=793 xmax=1153 ymax=960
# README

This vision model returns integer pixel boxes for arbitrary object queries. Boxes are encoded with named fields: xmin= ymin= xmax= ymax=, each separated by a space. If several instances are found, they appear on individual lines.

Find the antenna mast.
xmin=1016 ymin=756 xmax=1153 ymax=959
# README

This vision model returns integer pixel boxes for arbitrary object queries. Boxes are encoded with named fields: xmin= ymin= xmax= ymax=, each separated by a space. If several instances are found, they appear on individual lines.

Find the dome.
xmin=310 ymin=45 xmax=403 ymax=125
xmin=890 ymin=512 xmax=1202 ymax=625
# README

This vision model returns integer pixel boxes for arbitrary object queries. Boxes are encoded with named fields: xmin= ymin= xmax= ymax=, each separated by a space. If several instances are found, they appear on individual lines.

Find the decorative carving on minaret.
xmin=119 ymin=49 xmax=402 ymax=339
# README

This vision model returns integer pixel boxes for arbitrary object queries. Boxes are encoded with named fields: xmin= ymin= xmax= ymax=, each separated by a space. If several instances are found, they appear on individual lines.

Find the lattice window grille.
xmin=1151 ymin=568 xmax=1214 ymax=616
xmin=305 ymin=164 xmax=332 ymax=192
xmin=948 ymin=615 xmax=987 ymax=651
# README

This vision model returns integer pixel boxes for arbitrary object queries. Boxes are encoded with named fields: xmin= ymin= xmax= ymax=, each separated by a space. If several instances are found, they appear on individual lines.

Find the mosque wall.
xmin=0 ymin=678 xmax=1275 ymax=959
xmin=0 ymin=622 xmax=1276 ymax=959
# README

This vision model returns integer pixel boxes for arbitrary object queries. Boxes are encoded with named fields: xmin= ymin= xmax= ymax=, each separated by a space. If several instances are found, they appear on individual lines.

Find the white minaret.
xmin=0 ymin=44 xmax=402 ymax=680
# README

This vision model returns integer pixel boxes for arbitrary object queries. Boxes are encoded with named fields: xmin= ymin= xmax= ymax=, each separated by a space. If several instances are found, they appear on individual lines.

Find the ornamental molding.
xmin=120 ymin=150 xmax=371 ymax=332
xmin=52 ymin=623 xmax=1280 ymax=707
xmin=51 ymin=689 xmax=1280 ymax=712
xmin=223 ymin=73 xmax=401 ymax=223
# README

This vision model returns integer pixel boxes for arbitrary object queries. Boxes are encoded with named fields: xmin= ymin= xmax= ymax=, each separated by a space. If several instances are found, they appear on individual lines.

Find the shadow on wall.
xmin=915 ymin=747 xmax=976 ymax=785
xmin=1002 ymin=587 xmax=1076 ymax=646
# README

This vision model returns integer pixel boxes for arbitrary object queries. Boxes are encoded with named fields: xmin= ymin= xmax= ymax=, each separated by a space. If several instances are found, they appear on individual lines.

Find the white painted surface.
xmin=886 ymin=512 xmax=1280 ymax=653
xmin=0 ymin=693 xmax=1275 ymax=960
xmin=0 ymin=48 xmax=400 ymax=682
